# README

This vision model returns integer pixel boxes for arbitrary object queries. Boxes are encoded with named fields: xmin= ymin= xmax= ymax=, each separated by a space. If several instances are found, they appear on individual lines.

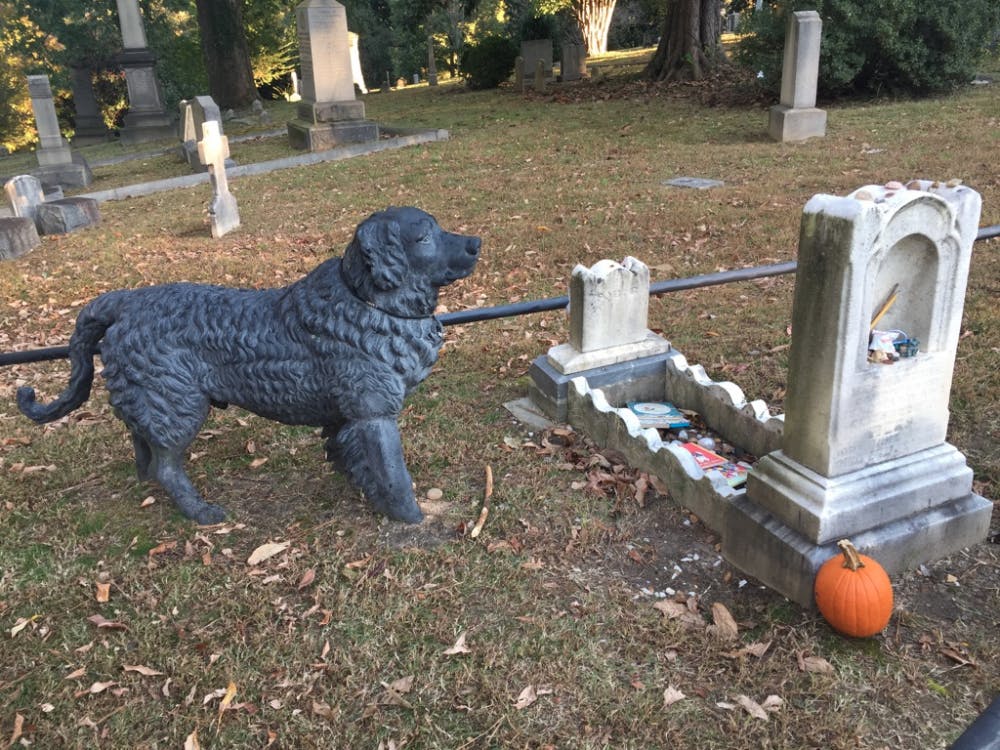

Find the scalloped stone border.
xmin=565 ymin=348 xmax=784 ymax=532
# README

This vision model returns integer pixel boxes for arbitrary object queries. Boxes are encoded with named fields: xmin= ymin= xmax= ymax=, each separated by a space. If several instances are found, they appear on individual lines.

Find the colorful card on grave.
xmin=681 ymin=442 xmax=727 ymax=469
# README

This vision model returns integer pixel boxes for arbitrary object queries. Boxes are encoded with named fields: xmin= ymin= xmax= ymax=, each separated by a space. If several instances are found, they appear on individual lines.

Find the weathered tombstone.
xmin=0 ymin=218 xmax=40 ymax=260
xmin=197 ymin=120 xmax=240 ymax=239
xmin=514 ymin=56 xmax=525 ymax=91
xmin=287 ymin=0 xmax=378 ymax=151
xmin=69 ymin=67 xmax=110 ymax=144
xmin=27 ymin=75 xmax=93 ymax=189
xmin=427 ymin=36 xmax=438 ymax=86
xmin=768 ymin=10 xmax=826 ymax=142
xmin=520 ymin=39 xmax=553 ymax=79
xmin=4 ymin=174 xmax=100 ymax=236
xmin=348 ymin=32 xmax=368 ymax=94
xmin=5 ymin=175 xmax=45 ymax=224
xmin=725 ymin=180 xmax=993 ymax=605
xmin=115 ymin=0 xmax=174 ymax=144
xmin=534 ymin=60 xmax=546 ymax=93
xmin=289 ymin=70 xmax=302 ymax=102
xmin=561 ymin=43 xmax=587 ymax=82
xmin=530 ymin=257 xmax=673 ymax=421
xmin=36 ymin=198 xmax=101 ymax=235
xmin=178 ymin=96 xmax=235 ymax=173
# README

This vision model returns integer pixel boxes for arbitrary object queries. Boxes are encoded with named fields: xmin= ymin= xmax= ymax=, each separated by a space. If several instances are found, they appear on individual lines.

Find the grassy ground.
xmin=1 ymin=53 xmax=998 ymax=748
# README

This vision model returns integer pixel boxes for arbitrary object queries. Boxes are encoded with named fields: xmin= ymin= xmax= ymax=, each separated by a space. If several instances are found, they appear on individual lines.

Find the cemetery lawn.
xmin=1 ymin=64 xmax=998 ymax=748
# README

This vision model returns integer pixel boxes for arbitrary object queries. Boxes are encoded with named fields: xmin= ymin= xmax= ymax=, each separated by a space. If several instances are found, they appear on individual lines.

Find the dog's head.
xmin=342 ymin=207 xmax=480 ymax=318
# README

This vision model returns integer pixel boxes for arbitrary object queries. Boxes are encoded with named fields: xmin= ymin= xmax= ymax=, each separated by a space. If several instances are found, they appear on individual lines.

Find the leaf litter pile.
xmin=1 ymin=53 xmax=999 ymax=749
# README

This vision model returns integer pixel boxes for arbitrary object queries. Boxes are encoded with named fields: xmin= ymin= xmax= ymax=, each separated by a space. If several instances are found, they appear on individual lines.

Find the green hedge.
xmin=737 ymin=0 xmax=1000 ymax=97
xmin=460 ymin=35 xmax=519 ymax=90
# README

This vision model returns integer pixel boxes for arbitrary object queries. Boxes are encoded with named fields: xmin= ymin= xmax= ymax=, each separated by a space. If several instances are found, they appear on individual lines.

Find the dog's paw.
xmin=385 ymin=499 xmax=424 ymax=525
xmin=193 ymin=503 xmax=228 ymax=525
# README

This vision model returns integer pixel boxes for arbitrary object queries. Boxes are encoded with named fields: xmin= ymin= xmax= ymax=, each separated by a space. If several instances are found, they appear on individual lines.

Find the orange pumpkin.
xmin=814 ymin=539 xmax=893 ymax=637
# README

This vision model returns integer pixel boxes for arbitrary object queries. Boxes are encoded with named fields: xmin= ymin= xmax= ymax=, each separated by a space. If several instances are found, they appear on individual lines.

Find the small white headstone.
xmin=547 ymin=257 xmax=670 ymax=374
xmin=4 ymin=175 xmax=45 ymax=222
xmin=197 ymin=120 xmax=240 ymax=239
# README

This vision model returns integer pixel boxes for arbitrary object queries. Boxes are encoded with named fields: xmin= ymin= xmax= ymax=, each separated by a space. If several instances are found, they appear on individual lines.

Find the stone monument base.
xmin=723 ymin=491 xmax=993 ymax=606
xmin=0 ymin=217 xmax=41 ymax=259
xmin=32 ymin=159 xmax=93 ymax=190
xmin=529 ymin=348 xmax=675 ymax=423
xmin=119 ymin=110 xmax=175 ymax=145
xmin=747 ymin=443 xmax=977 ymax=544
xmin=548 ymin=331 xmax=672 ymax=374
xmin=768 ymin=105 xmax=827 ymax=142
xmin=287 ymin=99 xmax=378 ymax=151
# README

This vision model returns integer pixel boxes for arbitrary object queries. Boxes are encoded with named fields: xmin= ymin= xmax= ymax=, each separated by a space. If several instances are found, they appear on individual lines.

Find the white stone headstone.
xmin=4 ymin=175 xmax=45 ymax=222
xmin=729 ymin=179 xmax=993 ymax=605
xmin=297 ymin=0 xmax=355 ymax=103
xmin=197 ymin=120 xmax=240 ymax=239
xmin=546 ymin=257 xmax=671 ymax=374
xmin=27 ymin=75 xmax=72 ymax=166
xmin=768 ymin=11 xmax=826 ymax=142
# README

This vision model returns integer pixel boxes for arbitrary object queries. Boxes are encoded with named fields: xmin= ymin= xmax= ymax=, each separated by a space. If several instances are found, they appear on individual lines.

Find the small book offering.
xmin=626 ymin=401 xmax=691 ymax=429
xmin=681 ymin=442 xmax=727 ymax=470
xmin=716 ymin=461 xmax=750 ymax=488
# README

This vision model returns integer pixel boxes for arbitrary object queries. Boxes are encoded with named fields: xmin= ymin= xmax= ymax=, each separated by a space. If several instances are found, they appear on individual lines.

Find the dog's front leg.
xmin=333 ymin=418 xmax=423 ymax=524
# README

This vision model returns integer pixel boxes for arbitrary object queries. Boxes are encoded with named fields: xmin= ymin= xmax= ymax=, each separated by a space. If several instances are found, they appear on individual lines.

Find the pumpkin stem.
xmin=837 ymin=539 xmax=865 ymax=571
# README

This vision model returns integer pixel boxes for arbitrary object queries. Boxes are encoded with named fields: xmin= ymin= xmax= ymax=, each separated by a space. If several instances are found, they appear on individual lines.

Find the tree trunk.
xmin=644 ymin=0 xmax=724 ymax=82
xmin=572 ymin=0 xmax=617 ymax=55
xmin=195 ymin=0 xmax=259 ymax=109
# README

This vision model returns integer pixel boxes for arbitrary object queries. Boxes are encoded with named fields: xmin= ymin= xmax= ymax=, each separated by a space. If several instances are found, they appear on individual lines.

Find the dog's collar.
xmin=338 ymin=262 xmax=435 ymax=321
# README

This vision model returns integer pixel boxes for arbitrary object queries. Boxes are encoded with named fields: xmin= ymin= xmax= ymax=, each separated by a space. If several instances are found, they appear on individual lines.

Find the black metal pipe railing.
xmin=0 ymin=225 xmax=996 ymax=368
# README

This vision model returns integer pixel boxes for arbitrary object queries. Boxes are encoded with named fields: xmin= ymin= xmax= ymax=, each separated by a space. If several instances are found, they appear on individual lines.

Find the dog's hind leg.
xmin=131 ymin=432 xmax=154 ymax=482
xmin=334 ymin=418 xmax=423 ymax=524
xmin=149 ymin=445 xmax=227 ymax=525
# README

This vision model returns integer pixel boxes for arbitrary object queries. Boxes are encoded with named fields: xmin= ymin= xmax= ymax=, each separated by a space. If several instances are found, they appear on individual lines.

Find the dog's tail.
xmin=17 ymin=293 xmax=122 ymax=424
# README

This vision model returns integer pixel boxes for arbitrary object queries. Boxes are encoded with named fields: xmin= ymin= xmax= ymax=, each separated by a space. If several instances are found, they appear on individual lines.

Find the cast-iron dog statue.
xmin=17 ymin=207 xmax=480 ymax=525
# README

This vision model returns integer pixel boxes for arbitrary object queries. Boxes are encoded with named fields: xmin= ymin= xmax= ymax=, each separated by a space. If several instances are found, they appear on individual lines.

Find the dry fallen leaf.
xmin=8 ymin=713 xmax=24 ymax=747
xmin=246 ymin=541 xmax=290 ymax=566
xmin=297 ymin=568 xmax=316 ymax=590
xmin=723 ymin=641 xmax=772 ymax=660
xmin=662 ymin=686 xmax=686 ymax=708
xmin=514 ymin=685 xmax=538 ymax=710
xmin=653 ymin=600 xmax=704 ymax=629
xmin=140 ymin=495 xmax=156 ymax=508
xmin=762 ymin=695 xmax=784 ymax=712
xmin=87 ymin=614 xmax=127 ymax=631
xmin=707 ymin=602 xmax=738 ymax=641
xmin=184 ymin=728 xmax=200 ymax=750
xmin=735 ymin=694 xmax=769 ymax=721
xmin=95 ymin=582 xmax=111 ymax=603
xmin=443 ymin=631 xmax=472 ymax=656
xmin=147 ymin=540 xmax=177 ymax=557
xmin=797 ymin=652 xmax=835 ymax=674
xmin=123 ymin=664 xmax=164 ymax=677
xmin=64 ymin=667 xmax=86 ymax=680
xmin=218 ymin=681 xmax=237 ymax=718
xmin=386 ymin=675 xmax=414 ymax=695
xmin=9 ymin=615 xmax=38 ymax=638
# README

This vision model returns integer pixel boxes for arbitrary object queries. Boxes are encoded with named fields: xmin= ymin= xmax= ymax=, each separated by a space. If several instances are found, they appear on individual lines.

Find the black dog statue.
xmin=18 ymin=207 xmax=480 ymax=525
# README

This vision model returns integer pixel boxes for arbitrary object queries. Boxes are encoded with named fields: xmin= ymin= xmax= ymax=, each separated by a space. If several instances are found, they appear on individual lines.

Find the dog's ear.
xmin=354 ymin=216 xmax=409 ymax=291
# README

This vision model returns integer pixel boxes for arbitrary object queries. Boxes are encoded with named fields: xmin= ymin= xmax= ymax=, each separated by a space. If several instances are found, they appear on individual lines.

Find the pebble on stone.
xmin=426 ymin=487 xmax=444 ymax=501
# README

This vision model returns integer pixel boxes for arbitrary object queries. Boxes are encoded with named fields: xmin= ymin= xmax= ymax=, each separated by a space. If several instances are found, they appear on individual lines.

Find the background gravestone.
xmin=287 ymin=0 xmax=378 ymax=151
xmin=27 ymin=75 xmax=92 ymax=189
xmin=198 ymin=121 xmax=240 ymax=238
xmin=520 ymin=39 xmax=553 ymax=80
xmin=768 ymin=10 xmax=827 ymax=142
xmin=178 ymin=96 xmax=235 ymax=173
xmin=561 ymin=43 xmax=587 ymax=82
xmin=69 ymin=67 xmax=110 ymax=144
xmin=115 ymin=0 xmax=174 ymax=144
xmin=725 ymin=180 xmax=992 ymax=605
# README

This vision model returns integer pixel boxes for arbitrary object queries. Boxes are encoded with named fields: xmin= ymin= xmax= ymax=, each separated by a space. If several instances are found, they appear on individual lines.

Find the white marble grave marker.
xmin=768 ymin=11 xmax=826 ymax=142
xmin=197 ymin=121 xmax=240 ymax=239
xmin=726 ymin=179 xmax=993 ymax=605
xmin=547 ymin=257 xmax=671 ymax=374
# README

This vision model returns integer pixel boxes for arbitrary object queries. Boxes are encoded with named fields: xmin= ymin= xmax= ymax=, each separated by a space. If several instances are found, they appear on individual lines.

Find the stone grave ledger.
xmin=287 ymin=0 xmax=377 ymax=151
xmin=726 ymin=180 xmax=992 ymax=606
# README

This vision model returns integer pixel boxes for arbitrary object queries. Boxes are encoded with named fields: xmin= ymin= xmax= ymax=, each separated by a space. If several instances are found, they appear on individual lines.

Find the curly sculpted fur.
xmin=17 ymin=207 xmax=480 ymax=524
